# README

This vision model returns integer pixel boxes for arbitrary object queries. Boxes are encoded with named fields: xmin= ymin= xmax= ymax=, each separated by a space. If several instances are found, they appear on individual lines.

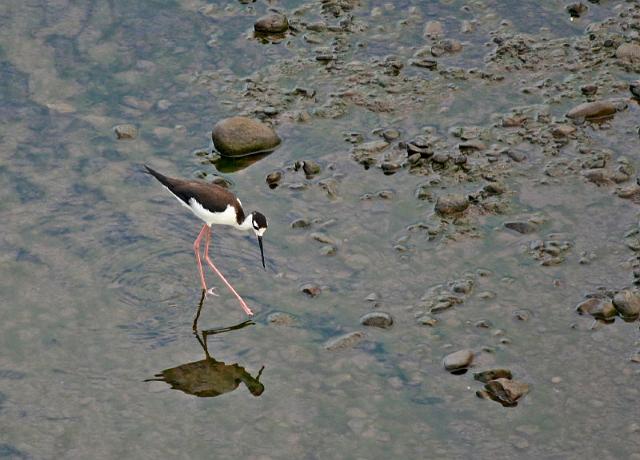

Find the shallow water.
xmin=1 ymin=1 xmax=639 ymax=459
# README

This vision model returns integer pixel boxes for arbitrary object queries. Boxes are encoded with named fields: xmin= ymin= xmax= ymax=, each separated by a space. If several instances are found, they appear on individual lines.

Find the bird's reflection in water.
xmin=146 ymin=293 xmax=264 ymax=398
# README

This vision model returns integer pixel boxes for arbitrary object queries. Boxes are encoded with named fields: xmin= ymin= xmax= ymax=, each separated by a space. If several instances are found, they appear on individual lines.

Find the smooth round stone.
xmin=443 ymin=349 xmax=474 ymax=373
xmin=359 ymin=312 xmax=393 ymax=329
xmin=435 ymin=194 xmax=469 ymax=216
xmin=254 ymin=14 xmax=289 ymax=34
xmin=266 ymin=170 xmax=283 ymax=189
xmin=504 ymin=221 xmax=537 ymax=234
xmin=480 ymin=378 xmax=529 ymax=407
xmin=114 ymin=124 xmax=137 ymax=139
xmin=575 ymin=297 xmax=616 ymax=320
xmin=212 ymin=117 xmax=281 ymax=157
xmin=566 ymin=101 xmax=618 ymax=120
xmin=613 ymin=290 xmax=640 ymax=320
xmin=324 ymin=331 xmax=365 ymax=351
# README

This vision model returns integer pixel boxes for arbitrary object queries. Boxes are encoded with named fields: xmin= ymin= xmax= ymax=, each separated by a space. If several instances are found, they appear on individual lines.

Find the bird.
xmin=144 ymin=165 xmax=268 ymax=316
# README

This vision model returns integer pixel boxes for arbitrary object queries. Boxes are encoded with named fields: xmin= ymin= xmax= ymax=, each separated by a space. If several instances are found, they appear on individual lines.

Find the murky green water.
xmin=1 ymin=1 xmax=639 ymax=459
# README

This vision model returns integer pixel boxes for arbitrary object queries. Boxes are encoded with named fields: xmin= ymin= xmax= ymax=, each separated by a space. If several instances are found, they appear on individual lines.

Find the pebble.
xmin=566 ymin=2 xmax=587 ymax=18
xmin=267 ymin=312 xmax=296 ymax=326
xmin=114 ymin=124 xmax=137 ymax=139
xmin=504 ymin=221 xmax=537 ymax=234
xmin=512 ymin=309 xmax=532 ymax=321
xmin=300 ymin=160 xmax=321 ymax=177
xmin=424 ymin=20 xmax=444 ymax=39
xmin=266 ymin=170 xmax=283 ymax=189
xmin=612 ymin=290 xmax=640 ymax=321
xmin=566 ymin=101 xmax=618 ymax=120
xmin=301 ymin=283 xmax=321 ymax=297
xmin=474 ymin=369 xmax=513 ymax=383
xmin=575 ymin=297 xmax=617 ymax=321
xmin=254 ymin=14 xmax=289 ymax=34
xmin=551 ymin=376 xmax=562 ymax=384
xmin=290 ymin=218 xmax=311 ymax=229
xmin=212 ymin=117 xmax=281 ymax=157
xmin=435 ymin=194 xmax=470 ymax=216
xmin=324 ymin=331 xmax=365 ymax=351
xmin=478 ymin=378 xmax=529 ymax=407
xmin=382 ymin=129 xmax=400 ymax=141
xmin=443 ymin=349 xmax=474 ymax=373
xmin=359 ymin=312 xmax=393 ymax=329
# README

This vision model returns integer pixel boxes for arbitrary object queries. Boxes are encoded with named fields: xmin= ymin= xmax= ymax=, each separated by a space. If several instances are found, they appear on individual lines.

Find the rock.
xmin=513 ymin=309 xmax=532 ymax=321
xmin=296 ymin=160 xmax=321 ymax=177
xmin=114 ymin=124 xmax=137 ymax=139
xmin=424 ymin=20 xmax=444 ymax=39
xmin=354 ymin=140 xmax=389 ymax=154
xmin=301 ymin=283 xmax=321 ymax=297
xmin=443 ymin=349 xmax=474 ymax=374
xmin=566 ymin=2 xmax=587 ymax=18
xmin=551 ymin=124 xmax=576 ymax=138
xmin=382 ymin=129 xmax=400 ymax=141
xmin=266 ymin=170 xmax=283 ymax=189
xmin=435 ymin=194 xmax=469 ymax=216
xmin=324 ymin=331 xmax=365 ymax=351
xmin=254 ymin=14 xmax=289 ymax=34
xmin=630 ymin=81 xmax=640 ymax=100
xmin=616 ymin=43 xmax=640 ymax=63
xmin=210 ymin=176 xmax=232 ymax=188
xmin=359 ymin=312 xmax=393 ymax=329
xmin=212 ymin=117 xmax=281 ymax=157
xmin=478 ymin=378 xmax=529 ymax=407
xmin=566 ymin=101 xmax=618 ymax=120
xmin=580 ymin=84 xmax=598 ymax=96
xmin=458 ymin=140 xmax=486 ymax=152
xmin=290 ymin=218 xmax=311 ymax=229
xmin=310 ymin=232 xmax=336 ymax=245
xmin=267 ymin=312 xmax=296 ymax=326
xmin=612 ymin=290 xmax=640 ymax=321
xmin=504 ymin=221 xmax=537 ymax=234
xmin=474 ymin=369 xmax=513 ymax=383
xmin=575 ymin=297 xmax=617 ymax=321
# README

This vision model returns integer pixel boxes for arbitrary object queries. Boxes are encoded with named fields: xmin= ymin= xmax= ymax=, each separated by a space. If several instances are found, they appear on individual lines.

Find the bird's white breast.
xmin=188 ymin=198 xmax=239 ymax=227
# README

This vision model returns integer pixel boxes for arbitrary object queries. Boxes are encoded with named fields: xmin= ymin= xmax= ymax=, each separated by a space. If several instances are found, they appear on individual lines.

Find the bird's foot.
xmin=205 ymin=287 xmax=219 ymax=297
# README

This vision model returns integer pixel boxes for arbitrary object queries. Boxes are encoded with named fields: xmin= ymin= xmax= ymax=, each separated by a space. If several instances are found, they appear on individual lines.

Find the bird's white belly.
xmin=162 ymin=184 xmax=240 ymax=227
xmin=188 ymin=198 xmax=239 ymax=227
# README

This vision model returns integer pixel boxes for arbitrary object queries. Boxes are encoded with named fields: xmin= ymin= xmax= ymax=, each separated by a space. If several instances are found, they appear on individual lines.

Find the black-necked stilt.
xmin=144 ymin=165 xmax=268 ymax=316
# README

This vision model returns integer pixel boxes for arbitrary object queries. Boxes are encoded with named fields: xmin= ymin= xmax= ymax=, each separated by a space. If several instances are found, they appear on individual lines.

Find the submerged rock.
xmin=477 ymin=378 xmax=529 ymax=407
xmin=504 ymin=221 xmax=537 ymax=234
xmin=114 ymin=124 xmax=137 ymax=139
xmin=359 ymin=312 xmax=393 ymax=329
xmin=435 ymin=194 xmax=469 ymax=216
xmin=212 ymin=117 xmax=281 ymax=157
xmin=267 ymin=312 xmax=296 ymax=326
xmin=254 ymin=13 xmax=289 ymax=34
xmin=443 ymin=349 xmax=474 ymax=374
xmin=324 ymin=331 xmax=365 ymax=351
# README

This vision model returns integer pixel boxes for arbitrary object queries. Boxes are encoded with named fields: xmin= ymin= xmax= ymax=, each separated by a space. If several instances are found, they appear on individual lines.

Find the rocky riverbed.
xmin=1 ymin=1 xmax=640 ymax=459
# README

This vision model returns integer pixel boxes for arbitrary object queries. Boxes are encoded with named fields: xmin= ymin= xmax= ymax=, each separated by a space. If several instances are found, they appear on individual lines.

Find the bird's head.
xmin=251 ymin=211 xmax=268 ymax=269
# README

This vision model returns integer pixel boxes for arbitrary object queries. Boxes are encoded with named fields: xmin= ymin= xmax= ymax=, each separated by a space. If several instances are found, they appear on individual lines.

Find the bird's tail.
xmin=143 ymin=165 xmax=174 ymax=188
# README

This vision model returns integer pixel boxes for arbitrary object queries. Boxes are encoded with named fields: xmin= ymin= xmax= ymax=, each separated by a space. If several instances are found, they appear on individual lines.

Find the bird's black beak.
xmin=258 ymin=235 xmax=265 ymax=269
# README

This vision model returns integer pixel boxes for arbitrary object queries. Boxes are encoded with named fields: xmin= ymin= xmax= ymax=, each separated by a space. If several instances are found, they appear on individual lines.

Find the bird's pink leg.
xmin=204 ymin=227 xmax=254 ymax=316
xmin=193 ymin=224 xmax=209 ymax=292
